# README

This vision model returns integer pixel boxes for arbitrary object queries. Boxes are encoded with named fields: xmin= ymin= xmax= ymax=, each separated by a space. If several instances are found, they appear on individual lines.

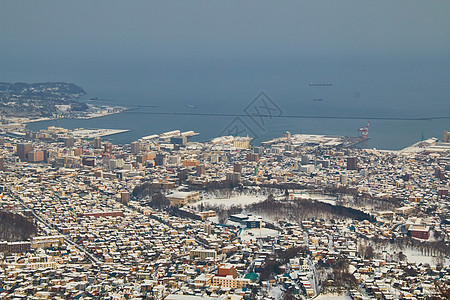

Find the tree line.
xmin=0 ymin=210 xmax=37 ymax=241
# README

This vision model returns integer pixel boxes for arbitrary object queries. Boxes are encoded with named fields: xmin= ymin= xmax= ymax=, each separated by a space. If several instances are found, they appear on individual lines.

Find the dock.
xmin=342 ymin=136 xmax=369 ymax=148
xmin=141 ymin=130 xmax=199 ymax=140
xmin=71 ymin=128 xmax=129 ymax=139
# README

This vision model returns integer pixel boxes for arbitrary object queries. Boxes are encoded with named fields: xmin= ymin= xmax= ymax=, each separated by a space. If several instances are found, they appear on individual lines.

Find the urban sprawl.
xmin=0 ymin=127 xmax=449 ymax=300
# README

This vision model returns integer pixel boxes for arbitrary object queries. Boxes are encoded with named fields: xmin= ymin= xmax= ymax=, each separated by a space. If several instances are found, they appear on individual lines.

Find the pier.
xmin=71 ymin=128 xmax=129 ymax=139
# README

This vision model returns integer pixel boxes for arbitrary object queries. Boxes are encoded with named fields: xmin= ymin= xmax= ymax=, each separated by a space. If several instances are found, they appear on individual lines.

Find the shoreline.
xmin=21 ymin=107 xmax=130 ymax=125
xmin=13 ymin=111 xmax=448 ymax=152
xmin=71 ymin=128 xmax=130 ymax=139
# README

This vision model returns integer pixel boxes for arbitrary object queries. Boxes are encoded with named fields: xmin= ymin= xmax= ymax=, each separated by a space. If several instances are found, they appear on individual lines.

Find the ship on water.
xmin=313 ymin=98 xmax=323 ymax=101
xmin=309 ymin=83 xmax=333 ymax=86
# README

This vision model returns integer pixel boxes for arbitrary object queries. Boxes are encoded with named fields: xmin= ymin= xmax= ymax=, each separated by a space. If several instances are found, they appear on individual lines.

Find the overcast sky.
xmin=1 ymin=0 xmax=449 ymax=64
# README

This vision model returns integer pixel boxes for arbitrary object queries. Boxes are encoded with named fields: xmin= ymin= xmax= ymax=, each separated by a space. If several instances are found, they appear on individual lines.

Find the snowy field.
xmin=291 ymin=192 xmax=337 ymax=205
xmin=195 ymin=194 xmax=267 ymax=208
xmin=402 ymin=248 xmax=448 ymax=266
xmin=315 ymin=294 xmax=351 ymax=300
xmin=239 ymin=228 xmax=279 ymax=241
xmin=380 ymin=245 xmax=449 ymax=267
xmin=195 ymin=192 xmax=337 ymax=209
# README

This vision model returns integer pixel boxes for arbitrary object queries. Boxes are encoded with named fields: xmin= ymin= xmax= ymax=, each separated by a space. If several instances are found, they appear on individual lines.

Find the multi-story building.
xmin=190 ymin=248 xmax=217 ymax=261
xmin=17 ymin=143 xmax=33 ymax=161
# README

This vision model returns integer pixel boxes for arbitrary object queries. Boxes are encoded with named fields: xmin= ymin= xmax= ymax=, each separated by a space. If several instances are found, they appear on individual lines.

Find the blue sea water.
xmin=9 ymin=56 xmax=450 ymax=150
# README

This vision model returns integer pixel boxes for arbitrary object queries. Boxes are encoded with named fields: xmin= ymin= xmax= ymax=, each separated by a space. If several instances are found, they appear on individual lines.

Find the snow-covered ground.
xmin=291 ymin=192 xmax=337 ymax=205
xmin=195 ymin=191 xmax=337 ymax=209
xmin=239 ymin=228 xmax=279 ymax=241
xmin=403 ymin=249 xmax=435 ymax=265
xmin=402 ymin=248 xmax=449 ymax=266
xmin=195 ymin=194 xmax=267 ymax=208
xmin=315 ymin=294 xmax=351 ymax=300
xmin=381 ymin=245 xmax=449 ymax=267
xmin=399 ymin=138 xmax=438 ymax=154
xmin=268 ymin=285 xmax=284 ymax=300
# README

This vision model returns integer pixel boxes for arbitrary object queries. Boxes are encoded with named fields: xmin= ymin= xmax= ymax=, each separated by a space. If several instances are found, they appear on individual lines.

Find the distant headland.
xmin=0 ymin=82 xmax=87 ymax=118
xmin=0 ymin=82 xmax=126 ymax=128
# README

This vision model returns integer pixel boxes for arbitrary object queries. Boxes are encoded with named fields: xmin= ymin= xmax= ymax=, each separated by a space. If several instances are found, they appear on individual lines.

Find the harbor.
xmin=70 ymin=128 xmax=130 ymax=139
xmin=141 ymin=130 xmax=199 ymax=141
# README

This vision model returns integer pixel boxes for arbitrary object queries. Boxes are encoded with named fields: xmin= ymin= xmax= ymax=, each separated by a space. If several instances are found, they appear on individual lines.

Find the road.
xmin=9 ymin=189 xmax=102 ymax=265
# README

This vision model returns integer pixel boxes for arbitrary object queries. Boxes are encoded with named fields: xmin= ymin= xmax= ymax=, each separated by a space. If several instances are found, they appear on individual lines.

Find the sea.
xmin=6 ymin=56 xmax=449 ymax=150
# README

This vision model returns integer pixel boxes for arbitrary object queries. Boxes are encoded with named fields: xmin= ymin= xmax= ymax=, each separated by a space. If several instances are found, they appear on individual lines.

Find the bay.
xmin=13 ymin=56 xmax=450 ymax=150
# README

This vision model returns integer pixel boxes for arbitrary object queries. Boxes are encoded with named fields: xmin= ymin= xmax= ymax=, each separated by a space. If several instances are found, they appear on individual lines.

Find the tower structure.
xmin=358 ymin=122 xmax=370 ymax=139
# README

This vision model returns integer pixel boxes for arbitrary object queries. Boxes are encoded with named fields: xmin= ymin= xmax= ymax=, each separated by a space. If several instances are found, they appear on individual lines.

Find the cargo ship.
xmin=309 ymin=83 xmax=333 ymax=87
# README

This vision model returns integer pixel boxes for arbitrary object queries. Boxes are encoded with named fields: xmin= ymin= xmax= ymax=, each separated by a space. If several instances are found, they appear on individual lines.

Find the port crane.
xmin=358 ymin=122 xmax=370 ymax=139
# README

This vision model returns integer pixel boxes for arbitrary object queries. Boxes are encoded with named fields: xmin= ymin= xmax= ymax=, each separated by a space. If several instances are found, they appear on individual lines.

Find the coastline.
xmin=20 ymin=106 xmax=129 ymax=125
xmin=13 ymin=106 xmax=449 ymax=151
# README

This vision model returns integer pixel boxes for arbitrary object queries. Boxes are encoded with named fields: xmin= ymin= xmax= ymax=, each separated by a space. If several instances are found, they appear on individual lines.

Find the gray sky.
xmin=1 ymin=0 xmax=449 ymax=63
